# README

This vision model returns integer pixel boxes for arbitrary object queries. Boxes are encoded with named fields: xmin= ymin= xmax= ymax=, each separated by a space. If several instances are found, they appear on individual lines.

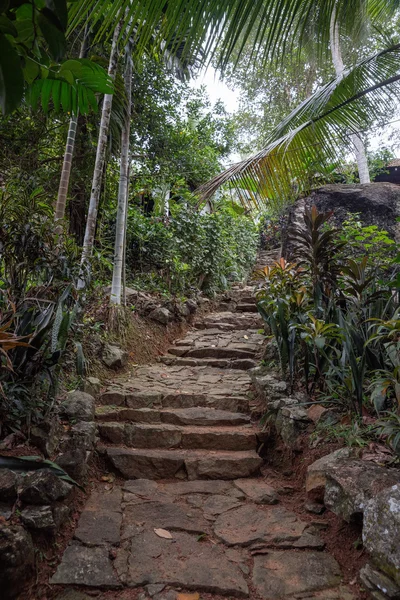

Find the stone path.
xmin=51 ymin=251 xmax=356 ymax=600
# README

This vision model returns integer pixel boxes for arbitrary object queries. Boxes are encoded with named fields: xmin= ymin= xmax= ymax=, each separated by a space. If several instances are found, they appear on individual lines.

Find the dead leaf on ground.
xmin=154 ymin=528 xmax=173 ymax=539
xmin=177 ymin=594 xmax=200 ymax=600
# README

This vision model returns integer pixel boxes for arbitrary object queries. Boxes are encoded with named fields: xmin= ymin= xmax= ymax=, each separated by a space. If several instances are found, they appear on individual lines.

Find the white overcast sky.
xmin=191 ymin=67 xmax=400 ymax=159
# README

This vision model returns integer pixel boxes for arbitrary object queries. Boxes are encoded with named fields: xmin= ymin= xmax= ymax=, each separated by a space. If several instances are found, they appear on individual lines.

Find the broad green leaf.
xmin=37 ymin=7 xmax=66 ymax=61
xmin=15 ymin=4 xmax=33 ymax=19
xmin=14 ymin=18 xmax=34 ymax=42
xmin=0 ymin=15 xmax=17 ymax=36
xmin=23 ymin=56 xmax=40 ymax=84
xmin=46 ymin=0 xmax=68 ymax=30
xmin=0 ymin=33 xmax=24 ymax=113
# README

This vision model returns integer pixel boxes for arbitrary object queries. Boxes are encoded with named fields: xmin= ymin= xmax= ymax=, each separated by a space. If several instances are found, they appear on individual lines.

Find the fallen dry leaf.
xmin=154 ymin=528 xmax=173 ymax=539
xmin=177 ymin=594 xmax=200 ymax=600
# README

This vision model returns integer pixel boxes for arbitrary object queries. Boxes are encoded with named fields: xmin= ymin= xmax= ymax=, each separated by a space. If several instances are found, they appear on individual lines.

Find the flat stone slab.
xmin=252 ymin=551 xmax=342 ymax=598
xmin=50 ymin=545 xmax=120 ymax=588
xmin=115 ymin=531 xmax=249 ymax=597
xmin=74 ymin=489 xmax=122 ymax=546
xmin=160 ymin=480 xmax=234 ymax=495
xmin=234 ymin=478 xmax=279 ymax=504
xmin=214 ymin=505 xmax=308 ymax=546
xmin=121 ymin=501 xmax=208 ymax=539
xmin=202 ymin=494 xmax=243 ymax=516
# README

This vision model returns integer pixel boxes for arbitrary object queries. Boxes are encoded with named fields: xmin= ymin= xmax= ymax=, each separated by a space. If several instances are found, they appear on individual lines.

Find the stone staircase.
xmin=96 ymin=279 xmax=268 ymax=481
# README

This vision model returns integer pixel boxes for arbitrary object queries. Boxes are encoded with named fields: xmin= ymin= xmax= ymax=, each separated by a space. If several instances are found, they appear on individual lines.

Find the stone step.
xmin=195 ymin=311 xmax=262 ymax=331
xmin=168 ymin=346 xmax=257 ymax=359
xmin=96 ymin=406 xmax=250 ymax=426
xmin=159 ymin=355 xmax=258 ymax=370
xmin=100 ymin=390 xmax=249 ymax=412
xmin=235 ymin=303 xmax=258 ymax=313
xmin=97 ymin=422 xmax=257 ymax=451
xmin=106 ymin=446 xmax=263 ymax=479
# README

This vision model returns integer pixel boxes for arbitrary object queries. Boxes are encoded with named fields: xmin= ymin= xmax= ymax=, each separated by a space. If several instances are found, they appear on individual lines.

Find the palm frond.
xmin=197 ymin=42 xmax=400 ymax=208
xmin=67 ymin=0 xmax=400 ymax=72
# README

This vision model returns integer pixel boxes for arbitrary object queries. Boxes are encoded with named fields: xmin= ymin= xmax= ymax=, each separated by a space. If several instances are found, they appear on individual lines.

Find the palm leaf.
xmin=67 ymin=0 xmax=399 ymax=71
xmin=197 ymin=42 xmax=400 ymax=208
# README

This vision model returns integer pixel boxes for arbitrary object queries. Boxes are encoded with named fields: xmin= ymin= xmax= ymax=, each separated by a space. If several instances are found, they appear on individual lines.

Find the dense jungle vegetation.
xmin=0 ymin=0 xmax=399 ymax=458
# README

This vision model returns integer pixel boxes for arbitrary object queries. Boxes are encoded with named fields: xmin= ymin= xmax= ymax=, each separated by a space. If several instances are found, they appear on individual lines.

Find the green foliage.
xmin=125 ymin=202 xmax=258 ymax=296
xmin=0 ymin=1 xmax=112 ymax=114
xmin=0 ymin=187 xmax=80 ymax=430
xmin=374 ymin=412 xmax=400 ymax=454
xmin=255 ymin=205 xmax=399 ymax=418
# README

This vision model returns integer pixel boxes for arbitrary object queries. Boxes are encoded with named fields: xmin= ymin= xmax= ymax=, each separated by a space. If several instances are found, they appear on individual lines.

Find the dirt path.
xmin=49 ymin=251 xmax=359 ymax=600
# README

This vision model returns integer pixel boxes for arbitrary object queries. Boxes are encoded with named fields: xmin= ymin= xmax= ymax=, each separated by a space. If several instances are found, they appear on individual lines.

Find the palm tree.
xmin=55 ymin=31 xmax=89 ymax=226
xmin=110 ymin=39 xmax=133 ymax=305
xmin=329 ymin=7 xmax=370 ymax=183
xmin=78 ymin=19 xmax=123 ymax=287
xmin=198 ymin=42 xmax=400 ymax=206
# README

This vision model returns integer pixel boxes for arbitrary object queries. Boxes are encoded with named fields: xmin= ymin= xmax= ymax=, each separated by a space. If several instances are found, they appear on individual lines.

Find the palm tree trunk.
xmin=78 ymin=19 xmax=123 ymax=288
xmin=55 ymin=31 xmax=88 ymax=225
xmin=330 ymin=9 xmax=370 ymax=184
xmin=122 ymin=161 xmax=130 ymax=307
xmin=110 ymin=41 xmax=133 ymax=305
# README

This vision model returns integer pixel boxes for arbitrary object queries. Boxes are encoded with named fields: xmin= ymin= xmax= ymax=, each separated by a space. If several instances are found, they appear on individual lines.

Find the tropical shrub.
xmin=125 ymin=202 xmax=258 ymax=296
xmin=255 ymin=205 xmax=399 ymax=419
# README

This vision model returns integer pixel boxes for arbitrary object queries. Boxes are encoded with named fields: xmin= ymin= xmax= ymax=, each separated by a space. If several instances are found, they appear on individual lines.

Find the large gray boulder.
xmin=283 ymin=183 xmax=400 ymax=257
xmin=149 ymin=307 xmax=171 ymax=325
xmin=324 ymin=460 xmax=399 ymax=522
xmin=0 ymin=524 xmax=34 ymax=598
xmin=363 ymin=483 xmax=400 ymax=585
xmin=63 ymin=390 xmax=95 ymax=422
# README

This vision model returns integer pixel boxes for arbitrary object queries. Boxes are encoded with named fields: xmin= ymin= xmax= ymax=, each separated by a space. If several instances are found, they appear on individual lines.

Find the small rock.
xmin=305 ymin=501 xmax=325 ymax=515
xmin=146 ymin=584 xmax=166 ymax=596
xmin=102 ymin=343 xmax=128 ymax=369
xmin=306 ymin=448 xmax=354 ymax=500
xmin=359 ymin=563 xmax=400 ymax=599
xmin=83 ymin=377 xmax=102 ymax=397
xmin=0 ymin=503 xmax=12 ymax=520
xmin=178 ymin=303 xmax=191 ymax=317
xmin=0 ymin=469 xmax=18 ymax=501
xmin=30 ymin=420 xmax=62 ymax=456
xmin=149 ymin=307 xmax=172 ymax=325
xmin=234 ymin=478 xmax=279 ymax=504
xmin=185 ymin=299 xmax=197 ymax=314
xmin=21 ymin=505 xmax=56 ymax=532
xmin=307 ymin=404 xmax=339 ymax=426
xmin=0 ymin=524 xmax=34 ymax=599
xmin=19 ymin=470 xmax=72 ymax=505
xmin=63 ymin=390 xmax=95 ymax=422
xmin=363 ymin=484 xmax=400 ymax=585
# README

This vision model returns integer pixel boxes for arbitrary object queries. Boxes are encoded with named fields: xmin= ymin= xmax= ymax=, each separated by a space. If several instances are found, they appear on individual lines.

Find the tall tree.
xmin=55 ymin=31 xmax=89 ymax=225
xmin=110 ymin=40 xmax=133 ymax=305
xmin=329 ymin=8 xmax=370 ymax=183
xmin=78 ymin=20 xmax=123 ymax=287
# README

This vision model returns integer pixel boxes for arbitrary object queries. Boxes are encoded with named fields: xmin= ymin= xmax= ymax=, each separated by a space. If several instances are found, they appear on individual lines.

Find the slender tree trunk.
xmin=122 ymin=161 xmax=130 ymax=307
xmin=78 ymin=20 xmax=123 ymax=288
xmin=330 ymin=9 xmax=370 ymax=184
xmin=55 ymin=31 xmax=88 ymax=225
xmin=110 ymin=41 xmax=133 ymax=305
